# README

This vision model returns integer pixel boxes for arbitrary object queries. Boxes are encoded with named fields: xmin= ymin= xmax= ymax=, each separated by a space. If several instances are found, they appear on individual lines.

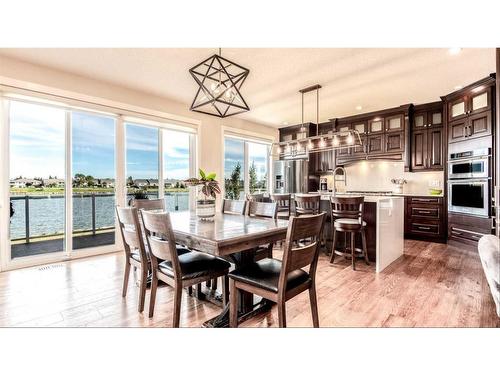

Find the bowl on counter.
xmin=429 ymin=188 xmax=443 ymax=195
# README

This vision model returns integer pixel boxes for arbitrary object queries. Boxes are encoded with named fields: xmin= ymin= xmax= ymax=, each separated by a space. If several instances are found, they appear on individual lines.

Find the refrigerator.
xmin=273 ymin=159 xmax=308 ymax=194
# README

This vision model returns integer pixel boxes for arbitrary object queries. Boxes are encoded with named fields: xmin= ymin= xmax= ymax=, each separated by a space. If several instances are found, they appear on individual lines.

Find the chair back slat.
xmin=270 ymin=193 xmax=291 ymax=216
xmin=279 ymin=213 xmax=326 ymax=291
xmin=294 ymin=194 xmax=320 ymax=216
xmin=289 ymin=243 xmax=318 ymax=271
xmin=330 ymin=196 xmax=364 ymax=223
xmin=246 ymin=193 xmax=264 ymax=202
xmin=140 ymin=210 xmax=180 ymax=275
xmin=132 ymin=198 xmax=165 ymax=211
xmin=247 ymin=201 xmax=277 ymax=219
xmin=222 ymin=199 xmax=247 ymax=215
xmin=116 ymin=206 xmax=147 ymax=264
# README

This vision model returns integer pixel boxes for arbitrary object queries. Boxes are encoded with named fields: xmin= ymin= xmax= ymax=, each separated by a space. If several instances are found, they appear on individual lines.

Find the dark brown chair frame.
xmin=330 ymin=196 xmax=369 ymax=270
xmin=140 ymin=210 xmax=230 ymax=327
xmin=270 ymin=193 xmax=292 ymax=219
xmin=247 ymin=201 xmax=278 ymax=260
xmin=116 ymin=206 xmax=150 ymax=313
xmin=221 ymin=199 xmax=247 ymax=215
xmin=229 ymin=212 xmax=326 ymax=328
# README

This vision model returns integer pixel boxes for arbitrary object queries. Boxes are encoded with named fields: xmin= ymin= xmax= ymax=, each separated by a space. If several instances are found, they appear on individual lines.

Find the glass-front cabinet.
xmin=385 ymin=114 xmax=404 ymax=132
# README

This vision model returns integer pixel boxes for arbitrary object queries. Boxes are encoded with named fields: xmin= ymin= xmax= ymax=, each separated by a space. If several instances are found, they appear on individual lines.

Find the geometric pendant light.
xmin=189 ymin=49 xmax=250 ymax=118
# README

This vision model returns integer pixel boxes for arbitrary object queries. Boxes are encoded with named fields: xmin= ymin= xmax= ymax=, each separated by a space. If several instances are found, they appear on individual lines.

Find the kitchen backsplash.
xmin=322 ymin=160 xmax=444 ymax=195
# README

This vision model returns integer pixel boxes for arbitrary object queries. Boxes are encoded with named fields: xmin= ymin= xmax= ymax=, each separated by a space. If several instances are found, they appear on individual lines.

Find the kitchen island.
xmin=314 ymin=193 xmax=404 ymax=273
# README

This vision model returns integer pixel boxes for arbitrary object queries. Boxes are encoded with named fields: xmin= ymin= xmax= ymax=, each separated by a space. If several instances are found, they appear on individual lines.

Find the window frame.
xmin=222 ymin=128 xmax=273 ymax=199
xmin=0 ymin=94 xmax=198 ymax=271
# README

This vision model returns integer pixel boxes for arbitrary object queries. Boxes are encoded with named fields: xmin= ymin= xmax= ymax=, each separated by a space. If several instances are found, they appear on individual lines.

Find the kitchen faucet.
xmin=332 ymin=166 xmax=347 ymax=196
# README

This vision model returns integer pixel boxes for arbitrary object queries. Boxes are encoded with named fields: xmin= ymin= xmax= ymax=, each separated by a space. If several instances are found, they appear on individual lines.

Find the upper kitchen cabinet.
xmin=367 ymin=118 xmax=384 ymax=134
xmin=410 ymin=101 xmax=444 ymax=171
xmin=331 ymin=104 xmax=411 ymax=166
xmin=279 ymin=122 xmax=318 ymax=142
xmin=385 ymin=114 xmax=404 ymax=132
xmin=443 ymin=74 xmax=495 ymax=144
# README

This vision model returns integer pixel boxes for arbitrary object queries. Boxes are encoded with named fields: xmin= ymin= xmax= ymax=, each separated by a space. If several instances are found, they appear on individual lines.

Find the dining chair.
xmin=132 ymin=197 xmax=190 ymax=253
xmin=132 ymin=198 xmax=165 ymax=210
xmin=140 ymin=210 xmax=231 ymax=327
xmin=221 ymin=199 xmax=247 ymax=215
xmin=330 ymin=196 xmax=369 ymax=270
xmin=246 ymin=193 xmax=264 ymax=202
xmin=229 ymin=212 xmax=326 ymax=328
xmin=115 ymin=206 xmax=150 ymax=313
xmin=270 ymin=193 xmax=292 ymax=220
xmin=247 ymin=201 xmax=278 ymax=260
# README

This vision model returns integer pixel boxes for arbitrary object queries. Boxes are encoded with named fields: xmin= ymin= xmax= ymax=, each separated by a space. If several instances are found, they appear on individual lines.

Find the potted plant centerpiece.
xmin=184 ymin=169 xmax=221 ymax=220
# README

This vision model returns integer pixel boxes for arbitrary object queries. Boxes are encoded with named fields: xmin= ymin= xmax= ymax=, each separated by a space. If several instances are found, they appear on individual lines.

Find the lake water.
xmin=10 ymin=193 xmax=190 ymax=240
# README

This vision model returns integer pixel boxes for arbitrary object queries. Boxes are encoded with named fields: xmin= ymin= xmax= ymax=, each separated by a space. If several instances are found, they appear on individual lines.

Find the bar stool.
xmin=329 ymin=196 xmax=369 ymax=270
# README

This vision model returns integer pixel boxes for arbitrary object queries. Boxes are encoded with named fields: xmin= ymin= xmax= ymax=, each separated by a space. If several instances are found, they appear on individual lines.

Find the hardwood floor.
xmin=0 ymin=239 xmax=498 ymax=327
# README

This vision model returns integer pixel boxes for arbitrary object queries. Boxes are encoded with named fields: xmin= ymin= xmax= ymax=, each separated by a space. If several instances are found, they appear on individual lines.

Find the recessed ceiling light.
xmin=355 ymin=105 xmax=363 ymax=111
xmin=282 ymin=121 xmax=289 ymax=126
xmin=454 ymin=85 xmax=463 ymax=90
xmin=448 ymin=48 xmax=462 ymax=55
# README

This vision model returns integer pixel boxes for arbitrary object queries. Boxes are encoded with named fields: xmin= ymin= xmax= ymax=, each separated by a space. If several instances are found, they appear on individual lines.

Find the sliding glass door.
xmin=9 ymin=101 xmax=66 ymax=259
xmin=163 ymin=129 xmax=191 ymax=211
xmin=72 ymin=111 xmax=116 ymax=250
xmin=2 ymin=96 xmax=197 ymax=269
xmin=125 ymin=122 xmax=160 ymax=200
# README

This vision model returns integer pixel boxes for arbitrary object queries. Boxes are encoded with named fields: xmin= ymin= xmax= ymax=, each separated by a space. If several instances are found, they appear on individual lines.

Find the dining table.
xmin=168 ymin=210 xmax=289 ymax=327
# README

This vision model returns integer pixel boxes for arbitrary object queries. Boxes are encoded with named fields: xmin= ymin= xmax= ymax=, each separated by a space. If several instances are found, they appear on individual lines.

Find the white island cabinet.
xmin=317 ymin=194 xmax=405 ymax=273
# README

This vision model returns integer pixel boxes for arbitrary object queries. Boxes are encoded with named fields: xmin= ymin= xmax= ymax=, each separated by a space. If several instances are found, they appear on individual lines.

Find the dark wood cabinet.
xmin=385 ymin=132 xmax=404 ymax=153
xmin=332 ymin=105 xmax=410 ymax=166
xmin=411 ymin=129 xmax=427 ymax=170
xmin=444 ymin=75 xmax=495 ymax=144
xmin=410 ymin=102 xmax=444 ymax=171
xmin=405 ymin=196 xmax=446 ymax=243
xmin=427 ymin=127 xmax=443 ymax=169
xmin=367 ymin=134 xmax=384 ymax=154
xmin=448 ymin=212 xmax=493 ymax=246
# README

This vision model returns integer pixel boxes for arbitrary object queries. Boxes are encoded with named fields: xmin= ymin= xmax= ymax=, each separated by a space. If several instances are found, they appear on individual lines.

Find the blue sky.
xmin=10 ymin=101 xmax=264 ymax=183
xmin=224 ymin=138 xmax=268 ymax=181
xmin=9 ymin=101 xmax=190 ymax=180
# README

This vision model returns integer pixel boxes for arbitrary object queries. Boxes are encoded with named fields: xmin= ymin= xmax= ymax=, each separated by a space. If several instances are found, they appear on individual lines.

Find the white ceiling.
xmin=0 ymin=48 xmax=495 ymax=128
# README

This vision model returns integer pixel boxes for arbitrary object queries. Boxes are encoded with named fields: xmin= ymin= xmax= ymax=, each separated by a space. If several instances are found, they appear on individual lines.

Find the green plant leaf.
xmin=206 ymin=172 xmax=216 ymax=180
xmin=199 ymin=169 xmax=206 ymax=179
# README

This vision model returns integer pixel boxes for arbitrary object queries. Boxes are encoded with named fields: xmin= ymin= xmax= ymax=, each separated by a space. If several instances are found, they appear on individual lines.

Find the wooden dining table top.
xmin=167 ymin=211 xmax=289 ymax=256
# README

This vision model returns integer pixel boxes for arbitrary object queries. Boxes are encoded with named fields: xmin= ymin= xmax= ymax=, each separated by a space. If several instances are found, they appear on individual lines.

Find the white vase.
xmin=196 ymin=198 xmax=216 ymax=220
xmin=393 ymin=184 xmax=403 ymax=194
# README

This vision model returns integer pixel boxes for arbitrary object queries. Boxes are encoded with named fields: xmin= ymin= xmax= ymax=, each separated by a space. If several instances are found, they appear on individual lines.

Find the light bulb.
xmin=308 ymin=140 xmax=314 ymax=150
xmin=319 ymin=138 xmax=326 ymax=148
xmin=333 ymin=136 xmax=339 ymax=146
xmin=296 ymin=143 xmax=303 ymax=152
xmin=225 ymin=88 xmax=233 ymax=99
xmin=276 ymin=146 xmax=281 ymax=154
xmin=285 ymin=145 xmax=291 ymax=153
xmin=346 ymin=134 xmax=353 ymax=144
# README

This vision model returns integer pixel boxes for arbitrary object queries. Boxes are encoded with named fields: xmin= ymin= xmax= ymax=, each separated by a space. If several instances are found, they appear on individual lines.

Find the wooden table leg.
xmin=202 ymin=248 xmax=273 ymax=328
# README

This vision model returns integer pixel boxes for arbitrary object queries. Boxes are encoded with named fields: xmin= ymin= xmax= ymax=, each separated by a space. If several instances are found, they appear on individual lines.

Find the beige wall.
xmin=0 ymin=54 xmax=278 ymax=204
xmin=322 ymin=160 xmax=444 ymax=195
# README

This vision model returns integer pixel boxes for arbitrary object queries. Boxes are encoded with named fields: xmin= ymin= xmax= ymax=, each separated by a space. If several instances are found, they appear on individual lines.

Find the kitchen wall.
xmin=322 ymin=160 xmax=444 ymax=195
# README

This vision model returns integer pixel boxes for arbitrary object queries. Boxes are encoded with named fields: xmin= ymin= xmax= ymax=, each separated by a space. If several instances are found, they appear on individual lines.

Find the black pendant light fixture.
xmin=189 ymin=48 xmax=250 ymax=118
